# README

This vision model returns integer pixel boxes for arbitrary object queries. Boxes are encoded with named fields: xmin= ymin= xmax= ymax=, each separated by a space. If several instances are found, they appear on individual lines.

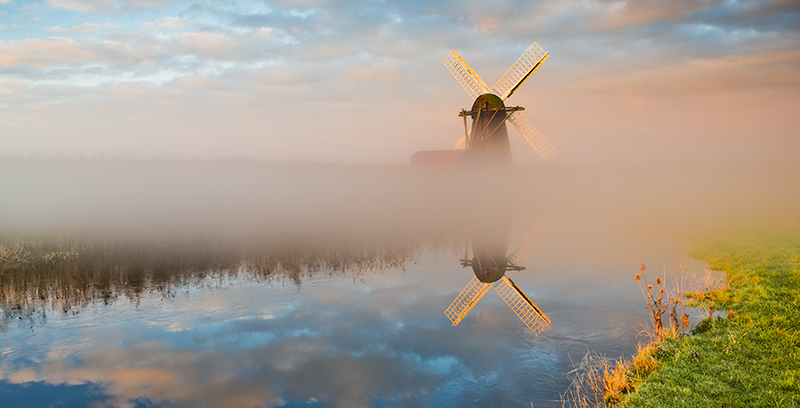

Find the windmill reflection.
xmin=440 ymin=40 xmax=557 ymax=334
xmin=445 ymin=219 xmax=555 ymax=334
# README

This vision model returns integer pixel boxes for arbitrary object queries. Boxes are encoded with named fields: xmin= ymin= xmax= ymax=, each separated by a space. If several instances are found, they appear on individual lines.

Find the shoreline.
xmin=604 ymin=230 xmax=800 ymax=407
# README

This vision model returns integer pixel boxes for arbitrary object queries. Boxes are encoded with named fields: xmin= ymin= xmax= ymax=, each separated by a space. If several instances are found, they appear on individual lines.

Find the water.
xmin=3 ymin=159 xmax=785 ymax=407
xmin=0 ymin=216 xmax=706 ymax=407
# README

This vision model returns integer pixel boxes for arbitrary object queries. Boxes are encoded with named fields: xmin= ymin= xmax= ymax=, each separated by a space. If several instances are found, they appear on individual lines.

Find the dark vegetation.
xmin=0 ymin=233 xmax=430 ymax=328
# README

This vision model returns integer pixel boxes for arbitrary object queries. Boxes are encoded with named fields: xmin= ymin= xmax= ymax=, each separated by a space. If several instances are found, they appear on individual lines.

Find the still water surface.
xmin=0 ymin=213 xmax=705 ymax=408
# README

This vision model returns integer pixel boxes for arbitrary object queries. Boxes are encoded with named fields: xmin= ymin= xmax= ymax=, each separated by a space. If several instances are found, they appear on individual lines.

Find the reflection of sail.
xmin=494 ymin=276 xmax=549 ymax=333
xmin=446 ymin=218 xmax=553 ymax=333
xmin=508 ymin=218 xmax=556 ymax=266
xmin=444 ymin=275 xmax=491 ymax=326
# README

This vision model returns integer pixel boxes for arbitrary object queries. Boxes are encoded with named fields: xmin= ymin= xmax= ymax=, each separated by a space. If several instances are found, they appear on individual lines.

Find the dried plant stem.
xmin=635 ymin=264 xmax=671 ymax=336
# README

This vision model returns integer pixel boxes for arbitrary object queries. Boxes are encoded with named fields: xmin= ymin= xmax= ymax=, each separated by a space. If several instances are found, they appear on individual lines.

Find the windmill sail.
xmin=444 ymin=275 xmax=492 ymax=326
xmin=454 ymin=135 xmax=467 ymax=150
xmin=507 ymin=217 xmax=557 ymax=266
xmin=507 ymin=111 xmax=556 ymax=160
xmin=454 ymin=128 xmax=474 ymax=150
xmin=443 ymin=50 xmax=491 ymax=101
xmin=492 ymin=43 xmax=549 ymax=101
xmin=494 ymin=276 xmax=550 ymax=333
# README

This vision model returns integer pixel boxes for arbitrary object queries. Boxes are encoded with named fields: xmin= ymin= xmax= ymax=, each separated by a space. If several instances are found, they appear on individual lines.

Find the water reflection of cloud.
xmin=5 ymin=334 xmax=443 ymax=407
xmin=0 ymin=255 xmax=565 ymax=407
xmin=3 ymin=322 xmax=451 ymax=407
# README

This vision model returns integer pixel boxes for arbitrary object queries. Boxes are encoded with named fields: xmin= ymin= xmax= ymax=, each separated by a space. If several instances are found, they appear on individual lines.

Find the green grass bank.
xmin=620 ymin=231 xmax=800 ymax=407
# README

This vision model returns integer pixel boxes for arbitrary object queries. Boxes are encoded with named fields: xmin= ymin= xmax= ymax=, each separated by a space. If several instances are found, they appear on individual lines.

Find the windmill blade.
xmin=508 ymin=217 xmax=557 ymax=266
xmin=454 ymin=135 xmax=467 ymax=150
xmin=454 ymin=128 xmax=473 ymax=150
xmin=443 ymin=50 xmax=491 ymax=101
xmin=444 ymin=275 xmax=492 ymax=326
xmin=494 ymin=276 xmax=550 ymax=333
xmin=507 ymin=111 xmax=556 ymax=160
xmin=491 ymin=43 xmax=549 ymax=101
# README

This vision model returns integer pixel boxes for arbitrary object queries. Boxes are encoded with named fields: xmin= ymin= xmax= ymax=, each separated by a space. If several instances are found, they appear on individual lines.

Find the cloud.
xmin=471 ymin=15 xmax=500 ymax=32
xmin=139 ymin=16 xmax=189 ymax=30
xmin=45 ymin=22 xmax=120 ymax=33
xmin=0 ymin=37 xmax=149 ymax=67
xmin=572 ymin=49 xmax=800 ymax=94
xmin=3 ymin=0 xmax=792 ymax=88
xmin=594 ymin=0 xmax=721 ymax=29
xmin=173 ymin=31 xmax=242 ymax=60
xmin=47 ymin=0 xmax=170 ymax=13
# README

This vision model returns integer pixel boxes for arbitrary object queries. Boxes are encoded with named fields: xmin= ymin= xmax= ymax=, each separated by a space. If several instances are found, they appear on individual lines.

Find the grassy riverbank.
xmin=618 ymin=230 xmax=800 ymax=407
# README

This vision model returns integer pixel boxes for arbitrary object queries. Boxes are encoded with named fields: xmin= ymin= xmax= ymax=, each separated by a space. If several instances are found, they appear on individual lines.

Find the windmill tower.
xmin=444 ymin=42 xmax=555 ymax=162
xmin=445 ymin=219 xmax=556 ymax=333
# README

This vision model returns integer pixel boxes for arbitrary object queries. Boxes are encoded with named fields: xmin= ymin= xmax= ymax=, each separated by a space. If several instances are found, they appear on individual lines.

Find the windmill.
xmin=445 ymin=219 xmax=555 ymax=333
xmin=443 ymin=42 xmax=555 ymax=161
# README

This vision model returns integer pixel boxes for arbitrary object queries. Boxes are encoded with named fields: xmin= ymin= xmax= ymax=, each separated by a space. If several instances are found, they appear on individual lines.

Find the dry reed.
xmin=561 ymin=261 xmax=726 ymax=407
xmin=0 ymin=233 xmax=429 ymax=326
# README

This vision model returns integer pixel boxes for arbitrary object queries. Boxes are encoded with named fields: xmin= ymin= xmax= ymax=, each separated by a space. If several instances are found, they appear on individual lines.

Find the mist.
xmin=2 ymin=157 xmax=797 ymax=245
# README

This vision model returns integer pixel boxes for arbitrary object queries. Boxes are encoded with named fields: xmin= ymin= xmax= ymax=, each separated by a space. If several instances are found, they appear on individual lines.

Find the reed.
xmin=561 ymin=351 xmax=609 ymax=408
xmin=561 ymin=261 xmax=725 ymax=408
xmin=0 ymin=232 xmax=429 ymax=326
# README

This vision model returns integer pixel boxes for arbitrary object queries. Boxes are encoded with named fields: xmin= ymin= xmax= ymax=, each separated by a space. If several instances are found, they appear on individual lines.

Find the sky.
xmin=0 ymin=0 xmax=798 ymax=164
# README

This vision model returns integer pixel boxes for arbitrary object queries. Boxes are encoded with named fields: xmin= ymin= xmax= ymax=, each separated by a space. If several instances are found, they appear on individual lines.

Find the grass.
xmin=562 ymin=229 xmax=800 ymax=407
xmin=615 ymin=230 xmax=800 ymax=407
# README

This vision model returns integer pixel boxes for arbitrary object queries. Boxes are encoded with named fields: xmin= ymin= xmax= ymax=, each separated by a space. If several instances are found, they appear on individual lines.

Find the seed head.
xmin=635 ymin=274 xmax=641 ymax=281
xmin=639 ymin=263 xmax=646 ymax=272
xmin=655 ymin=277 xmax=661 ymax=285
xmin=647 ymin=285 xmax=653 ymax=290
xmin=660 ymin=288 xmax=664 ymax=294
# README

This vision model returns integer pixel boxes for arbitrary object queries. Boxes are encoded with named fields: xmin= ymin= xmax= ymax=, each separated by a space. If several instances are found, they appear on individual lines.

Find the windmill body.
xmin=462 ymin=94 xmax=513 ymax=164
xmin=470 ymin=241 xmax=509 ymax=283
xmin=469 ymin=223 xmax=511 ymax=283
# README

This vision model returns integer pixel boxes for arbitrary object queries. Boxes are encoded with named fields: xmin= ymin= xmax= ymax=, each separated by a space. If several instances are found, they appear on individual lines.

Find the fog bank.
xmin=1 ymin=158 xmax=797 ymax=243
